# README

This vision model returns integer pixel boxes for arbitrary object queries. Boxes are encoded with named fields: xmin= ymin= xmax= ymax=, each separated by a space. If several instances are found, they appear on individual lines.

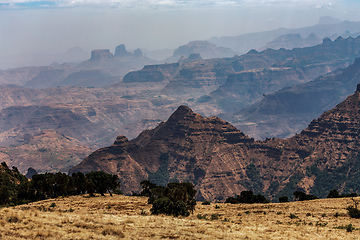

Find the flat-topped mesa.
xmin=90 ymin=49 xmax=114 ymax=61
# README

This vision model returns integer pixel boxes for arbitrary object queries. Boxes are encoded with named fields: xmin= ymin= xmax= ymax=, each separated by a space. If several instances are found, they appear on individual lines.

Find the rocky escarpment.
xmin=123 ymin=63 xmax=180 ymax=83
xmin=208 ymin=64 xmax=333 ymax=112
xmin=126 ymin=36 xmax=360 ymax=102
xmin=0 ymin=129 xmax=92 ymax=174
xmin=233 ymin=57 xmax=360 ymax=139
xmin=281 ymin=87 xmax=360 ymax=196
xmin=0 ymin=105 xmax=106 ymax=147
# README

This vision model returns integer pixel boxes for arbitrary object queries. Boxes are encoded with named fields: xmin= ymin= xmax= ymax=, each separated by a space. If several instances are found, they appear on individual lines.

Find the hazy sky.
xmin=1 ymin=0 xmax=360 ymax=69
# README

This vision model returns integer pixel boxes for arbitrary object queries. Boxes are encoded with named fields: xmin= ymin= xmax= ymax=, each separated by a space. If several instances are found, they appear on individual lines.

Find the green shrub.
xmin=151 ymin=197 xmax=189 ymax=217
xmin=202 ymin=200 xmax=210 ymax=205
xmin=347 ymin=207 xmax=360 ymax=219
xmin=327 ymin=189 xmax=358 ymax=198
xmin=293 ymin=191 xmax=318 ymax=201
xmin=289 ymin=213 xmax=298 ymax=219
xmin=279 ymin=196 xmax=289 ymax=203
xmin=197 ymin=214 xmax=207 ymax=220
xmin=347 ymin=224 xmax=355 ymax=232
xmin=327 ymin=189 xmax=340 ymax=198
xmin=142 ymin=181 xmax=197 ymax=217
xmin=225 ymin=191 xmax=269 ymax=204
xmin=347 ymin=198 xmax=360 ymax=219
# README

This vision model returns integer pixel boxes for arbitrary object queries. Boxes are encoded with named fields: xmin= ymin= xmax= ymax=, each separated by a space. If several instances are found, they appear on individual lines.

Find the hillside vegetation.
xmin=1 ymin=194 xmax=360 ymax=239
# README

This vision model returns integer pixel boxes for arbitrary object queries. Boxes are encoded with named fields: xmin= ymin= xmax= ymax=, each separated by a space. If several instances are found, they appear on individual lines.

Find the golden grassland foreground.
xmin=1 ymin=195 xmax=360 ymax=239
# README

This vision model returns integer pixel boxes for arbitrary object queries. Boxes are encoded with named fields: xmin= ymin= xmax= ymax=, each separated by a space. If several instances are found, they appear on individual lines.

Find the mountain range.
xmin=1 ymin=19 xmax=360 ymax=178
xmin=70 ymin=84 xmax=360 ymax=201
xmin=210 ymin=17 xmax=360 ymax=53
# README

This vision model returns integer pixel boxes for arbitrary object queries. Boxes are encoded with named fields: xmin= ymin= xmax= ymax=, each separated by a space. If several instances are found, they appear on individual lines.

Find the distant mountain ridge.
xmin=258 ymin=33 xmax=321 ymax=51
xmin=165 ymin=41 xmax=236 ymax=63
xmin=210 ymin=18 xmax=360 ymax=54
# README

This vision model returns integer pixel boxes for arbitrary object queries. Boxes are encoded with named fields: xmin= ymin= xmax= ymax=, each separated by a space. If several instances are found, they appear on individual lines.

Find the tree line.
xmin=0 ymin=162 xmax=121 ymax=207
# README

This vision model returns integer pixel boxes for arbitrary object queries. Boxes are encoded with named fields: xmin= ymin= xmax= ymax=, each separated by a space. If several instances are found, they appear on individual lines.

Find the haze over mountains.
xmin=1 ymin=15 xmax=360 ymax=203
xmin=210 ymin=16 xmax=360 ymax=54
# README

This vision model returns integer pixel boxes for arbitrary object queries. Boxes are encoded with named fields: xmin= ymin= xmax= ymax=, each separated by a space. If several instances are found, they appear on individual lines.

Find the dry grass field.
xmin=1 ymin=194 xmax=360 ymax=239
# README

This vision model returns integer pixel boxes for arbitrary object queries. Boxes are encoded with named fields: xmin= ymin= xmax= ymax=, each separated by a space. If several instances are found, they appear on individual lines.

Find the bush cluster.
xmin=293 ymin=191 xmax=318 ymax=201
xmin=327 ymin=189 xmax=358 ymax=198
xmin=137 ymin=180 xmax=197 ymax=217
xmin=0 ymin=162 xmax=121 ymax=207
xmin=225 ymin=191 xmax=269 ymax=204
xmin=346 ymin=198 xmax=360 ymax=219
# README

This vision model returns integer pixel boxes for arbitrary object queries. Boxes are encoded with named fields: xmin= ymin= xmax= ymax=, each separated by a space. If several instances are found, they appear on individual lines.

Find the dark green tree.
xmin=85 ymin=171 xmax=120 ymax=196
xmin=293 ymin=191 xmax=318 ymax=201
xmin=327 ymin=189 xmax=340 ymax=198
xmin=139 ymin=181 xmax=197 ymax=217
xmin=279 ymin=196 xmax=289 ymax=203
xmin=71 ymin=172 xmax=87 ymax=195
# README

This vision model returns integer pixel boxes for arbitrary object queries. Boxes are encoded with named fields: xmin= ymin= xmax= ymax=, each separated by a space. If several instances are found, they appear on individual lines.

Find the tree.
xmin=71 ymin=172 xmax=87 ymax=195
xmin=279 ymin=196 xmax=289 ymax=203
xmin=139 ymin=181 xmax=197 ymax=217
xmin=85 ymin=171 xmax=121 ymax=196
xmin=327 ymin=189 xmax=340 ymax=198
xmin=293 ymin=191 xmax=318 ymax=201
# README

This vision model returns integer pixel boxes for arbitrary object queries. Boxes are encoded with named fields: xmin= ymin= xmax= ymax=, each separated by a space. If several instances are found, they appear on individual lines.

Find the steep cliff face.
xmin=71 ymin=87 xmax=360 ymax=201
xmin=234 ymin=57 xmax=360 ymax=139
xmin=209 ymin=65 xmax=334 ymax=112
xmin=281 ymin=88 xmax=360 ymax=197
xmin=122 ymin=63 xmax=180 ymax=83
xmin=0 ymin=130 xmax=92 ymax=173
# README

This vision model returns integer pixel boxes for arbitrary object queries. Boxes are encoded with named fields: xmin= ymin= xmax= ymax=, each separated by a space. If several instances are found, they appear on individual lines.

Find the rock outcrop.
xmin=114 ymin=44 xmax=143 ymax=58
xmin=165 ymin=41 xmax=236 ymax=63
xmin=90 ymin=49 xmax=114 ymax=61
xmin=114 ymin=44 xmax=132 ymax=57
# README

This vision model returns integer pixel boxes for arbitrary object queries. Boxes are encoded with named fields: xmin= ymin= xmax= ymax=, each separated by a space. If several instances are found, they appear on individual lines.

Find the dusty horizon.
xmin=1 ymin=0 xmax=360 ymax=69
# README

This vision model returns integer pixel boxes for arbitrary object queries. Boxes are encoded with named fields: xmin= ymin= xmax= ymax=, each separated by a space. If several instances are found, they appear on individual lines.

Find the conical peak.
xmin=168 ymin=105 xmax=195 ymax=119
